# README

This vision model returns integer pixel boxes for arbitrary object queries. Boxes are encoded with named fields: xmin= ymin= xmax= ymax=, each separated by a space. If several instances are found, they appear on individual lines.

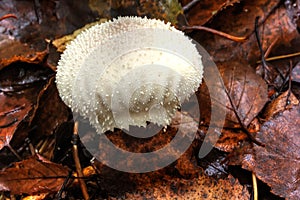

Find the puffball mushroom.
xmin=56 ymin=16 xmax=203 ymax=134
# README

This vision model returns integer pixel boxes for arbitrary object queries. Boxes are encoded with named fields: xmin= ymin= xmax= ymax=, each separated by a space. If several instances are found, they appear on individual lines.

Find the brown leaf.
xmin=214 ymin=129 xmax=248 ymax=152
xmin=199 ymin=61 xmax=268 ymax=129
xmin=0 ymin=50 xmax=69 ymax=157
xmin=292 ymin=61 xmax=300 ymax=83
xmin=221 ymin=61 xmax=268 ymax=127
xmin=0 ymin=157 xmax=69 ymax=195
xmin=248 ymin=105 xmax=300 ymax=199
xmin=0 ymin=61 xmax=53 ymax=150
xmin=263 ymin=90 xmax=299 ymax=120
xmin=192 ymin=0 xmax=293 ymax=65
xmin=0 ymin=0 xmax=99 ymax=54
xmin=92 ymin=156 xmax=249 ymax=199
xmin=181 ymin=0 xmax=241 ymax=26
xmin=117 ymin=173 xmax=250 ymax=200
xmin=27 ymin=76 xmax=70 ymax=141
xmin=137 ymin=0 xmax=183 ymax=25
xmin=79 ymin=111 xmax=197 ymax=172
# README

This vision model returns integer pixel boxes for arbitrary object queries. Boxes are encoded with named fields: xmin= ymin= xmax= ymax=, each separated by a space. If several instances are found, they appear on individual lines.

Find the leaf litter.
xmin=0 ymin=0 xmax=299 ymax=199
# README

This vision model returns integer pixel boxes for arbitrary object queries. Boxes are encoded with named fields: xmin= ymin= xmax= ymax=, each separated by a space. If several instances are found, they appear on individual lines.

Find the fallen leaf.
xmin=92 ymin=158 xmax=249 ymax=200
xmin=0 ymin=61 xmax=53 ymax=150
xmin=138 ymin=0 xmax=183 ymax=25
xmin=199 ymin=61 xmax=268 ymax=129
xmin=181 ymin=0 xmax=241 ymax=26
xmin=263 ymin=90 xmax=299 ymax=120
xmin=0 ymin=157 xmax=69 ymax=195
xmin=114 ymin=173 xmax=250 ymax=200
xmin=52 ymin=19 xmax=107 ymax=52
xmin=292 ymin=61 xmax=300 ymax=83
xmin=247 ymin=105 xmax=300 ymax=199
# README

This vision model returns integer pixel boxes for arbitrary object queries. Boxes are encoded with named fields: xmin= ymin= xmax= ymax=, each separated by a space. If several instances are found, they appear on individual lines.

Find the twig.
xmin=72 ymin=122 xmax=89 ymax=200
xmin=33 ymin=0 xmax=41 ymax=23
xmin=257 ymin=51 xmax=300 ymax=63
xmin=0 ymin=118 xmax=17 ymax=128
xmin=254 ymin=17 xmax=284 ymax=81
xmin=181 ymin=25 xmax=246 ymax=42
xmin=252 ymin=173 xmax=258 ymax=200
xmin=0 ymin=14 xmax=17 ymax=21
xmin=255 ymin=17 xmax=268 ymax=78
xmin=286 ymin=60 xmax=293 ymax=107
xmin=56 ymin=170 xmax=73 ymax=200
xmin=7 ymin=144 xmax=22 ymax=160
xmin=264 ymin=37 xmax=279 ymax=58
xmin=182 ymin=0 xmax=201 ymax=12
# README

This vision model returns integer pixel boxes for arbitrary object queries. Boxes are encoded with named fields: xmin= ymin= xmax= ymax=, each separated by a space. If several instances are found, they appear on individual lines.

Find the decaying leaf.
xmin=221 ymin=61 xmax=268 ymax=127
xmin=263 ymin=90 xmax=299 ymax=120
xmin=181 ymin=0 xmax=241 ymax=26
xmin=92 ymin=154 xmax=249 ymax=199
xmin=292 ymin=61 xmax=300 ymax=83
xmin=1 ymin=0 xmax=300 ymax=199
xmin=121 ymin=174 xmax=250 ymax=200
xmin=214 ymin=129 xmax=248 ymax=152
xmin=199 ymin=60 xmax=268 ymax=129
xmin=246 ymin=105 xmax=300 ymax=199
xmin=137 ymin=0 xmax=183 ymax=24
xmin=0 ymin=53 xmax=70 ymax=167
xmin=52 ymin=18 xmax=107 ymax=52
xmin=0 ymin=157 xmax=69 ymax=195
xmin=0 ymin=57 xmax=53 ymax=151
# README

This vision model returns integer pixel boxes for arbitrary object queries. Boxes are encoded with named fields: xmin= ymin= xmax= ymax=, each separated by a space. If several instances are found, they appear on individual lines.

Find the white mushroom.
xmin=56 ymin=16 xmax=203 ymax=133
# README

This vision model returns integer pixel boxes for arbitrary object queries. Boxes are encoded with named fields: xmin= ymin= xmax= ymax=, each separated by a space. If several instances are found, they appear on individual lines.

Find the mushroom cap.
xmin=56 ymin=16 xmax=203 ymax=133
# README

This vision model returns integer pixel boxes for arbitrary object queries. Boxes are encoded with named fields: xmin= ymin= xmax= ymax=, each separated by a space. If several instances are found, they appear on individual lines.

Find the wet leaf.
xmin=199 ymin=61 xmax=268 ymax=129
xmin=292 ymin=61 xmax=300 ymax=83
xmin=0 ymin=157 xmax=69 ymax=195
xmin=247 ymin=105 xmax=300 ymax=199
xmin=181 ymin=0 xmax=241 ymax=26
xmin=192 ymin=0 xmax=292 ymax=65
xmin=221 ymin=61 xmax=268 ymax=127
xmin=214 ymin=129 xmax=248 ymax=152
xmin=27 ymin=76 xmax=70 ymax=142
xmin=92 ymin=157 xmax=249 ymax=200
xmin=0 ymin=0 xmax=99 ymax=51
xmin=263 ymin=90 xmax=299 ymax=120
xmin=121 ymin=174 xmax=250 ymax=200
xmin=0 ymin=61 xmax=53 ymax=150
xmin=1 ymin=0 xmax=300 ymax=199
xmin=137 ymin=0 xmax=183 ymax=24
xmin=0 ymin=54 xmax=69 ymax=167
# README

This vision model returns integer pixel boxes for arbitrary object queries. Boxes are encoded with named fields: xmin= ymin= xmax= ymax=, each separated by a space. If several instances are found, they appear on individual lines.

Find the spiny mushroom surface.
xmin=56 ymin=16 xmax=203 ymax=133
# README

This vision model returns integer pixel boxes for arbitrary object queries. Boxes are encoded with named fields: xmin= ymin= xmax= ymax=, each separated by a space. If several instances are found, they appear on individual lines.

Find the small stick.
xmin=255 ymin=17 xmax=284 ymax=80
xmin=264 ymin=37 xmax=279 ymax=58
xmin=252 ymin=173 xmax=258 ymax=200
xmin=181 ymin=25 xmax=246 ymax=42
xmin=286 ymin=60 xmax=293 ymax=107
xmin=0 ymin=14 xmax=17 ymax=21
xmin=7 ymin=144 xmax=22 ymax=160
xmin=72 ymin=122 xmax=89 ymax=200
xmin=182 ymin=0 xmax=201 ymax=12
xmin=255 ymin=17 xmax=268 ymax=78
xmin=56 ymin=170 xmax=73 ymax=200
xmin=257 ymin=51 xmax=300 ymax=63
